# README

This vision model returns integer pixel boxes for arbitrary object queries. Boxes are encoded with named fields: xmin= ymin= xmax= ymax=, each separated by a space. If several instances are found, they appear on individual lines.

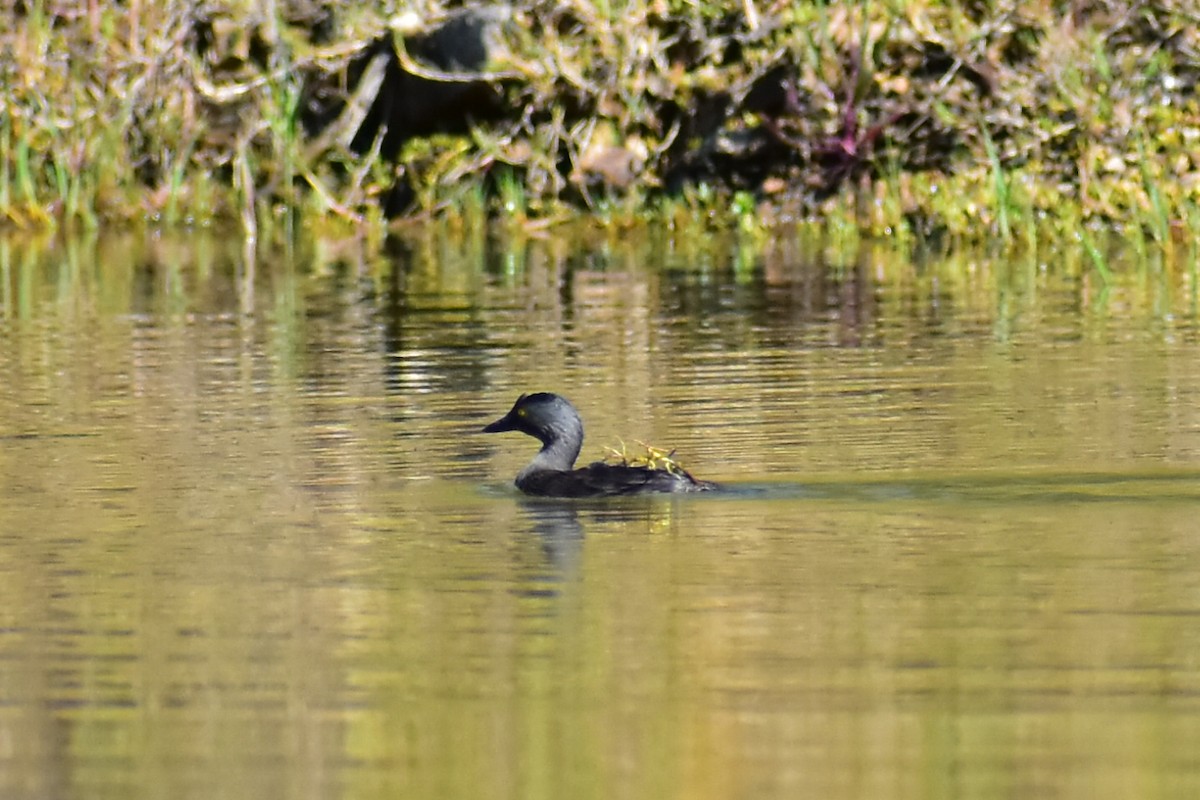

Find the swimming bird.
xmin=482 ymin=392 xmax=718 ymax=497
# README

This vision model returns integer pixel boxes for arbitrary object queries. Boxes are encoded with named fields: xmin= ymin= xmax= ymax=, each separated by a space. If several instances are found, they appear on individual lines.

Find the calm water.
xmin=2 ymin=228 xmax=1200 ymax=799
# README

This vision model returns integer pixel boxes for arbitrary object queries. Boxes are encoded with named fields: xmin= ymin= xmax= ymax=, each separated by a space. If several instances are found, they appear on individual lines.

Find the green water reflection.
xmin=1 ymin=228 xmax=1199 ymax=800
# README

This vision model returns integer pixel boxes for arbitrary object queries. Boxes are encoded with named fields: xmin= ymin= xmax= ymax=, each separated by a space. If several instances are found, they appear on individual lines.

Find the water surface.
xmin=1 ymin=229 xmax=1199 ymax=799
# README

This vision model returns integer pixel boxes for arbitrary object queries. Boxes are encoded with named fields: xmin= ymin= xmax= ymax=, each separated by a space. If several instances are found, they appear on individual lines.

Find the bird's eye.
xmin=517 ymin=408 xmax=527 ymax=417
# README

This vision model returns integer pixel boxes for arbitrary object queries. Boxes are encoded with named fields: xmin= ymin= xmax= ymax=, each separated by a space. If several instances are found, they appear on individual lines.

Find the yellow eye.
xmin=517 ymin=408 xmax=527 ymax=417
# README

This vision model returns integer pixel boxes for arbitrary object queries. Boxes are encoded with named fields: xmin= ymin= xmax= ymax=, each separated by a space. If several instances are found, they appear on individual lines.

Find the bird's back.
xmin=516 ymin=461 xmax=719 ymax=498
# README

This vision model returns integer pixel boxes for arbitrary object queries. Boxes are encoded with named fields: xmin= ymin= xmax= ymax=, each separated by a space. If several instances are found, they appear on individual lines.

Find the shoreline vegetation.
xmin=2 ymin=0 xmax=1198 ymax=256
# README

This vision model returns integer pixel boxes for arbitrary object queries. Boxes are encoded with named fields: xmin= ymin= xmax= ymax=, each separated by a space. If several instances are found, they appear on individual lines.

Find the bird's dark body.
xmin=516 ymin=460 xmax=714 ymax=497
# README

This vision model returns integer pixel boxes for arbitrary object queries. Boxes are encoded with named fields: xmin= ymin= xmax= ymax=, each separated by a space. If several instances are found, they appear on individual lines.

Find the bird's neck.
xmin=522 ymin=431 xmax=582 ymax=475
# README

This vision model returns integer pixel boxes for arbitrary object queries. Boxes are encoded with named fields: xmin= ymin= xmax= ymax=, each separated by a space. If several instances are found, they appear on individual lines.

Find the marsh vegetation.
xmin=3 ymin=0 xmax=1198 ymax=255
